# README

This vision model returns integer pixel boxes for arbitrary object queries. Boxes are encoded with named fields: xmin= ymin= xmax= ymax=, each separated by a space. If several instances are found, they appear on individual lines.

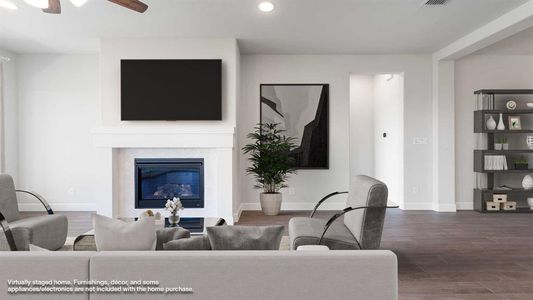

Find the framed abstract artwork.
xmin=260 ymin=84 xmax=329 ymax=169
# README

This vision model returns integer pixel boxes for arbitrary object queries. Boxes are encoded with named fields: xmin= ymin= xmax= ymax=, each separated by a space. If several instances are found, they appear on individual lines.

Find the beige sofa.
xmin=0 ymin=250 xmax=398 ymax=300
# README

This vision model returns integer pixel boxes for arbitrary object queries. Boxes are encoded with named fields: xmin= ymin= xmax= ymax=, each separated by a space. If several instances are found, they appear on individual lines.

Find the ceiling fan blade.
xmin=108 ymin=0 xmax=148 ymax=13
xmin=42 ymin=0 xmax=61 ymax=14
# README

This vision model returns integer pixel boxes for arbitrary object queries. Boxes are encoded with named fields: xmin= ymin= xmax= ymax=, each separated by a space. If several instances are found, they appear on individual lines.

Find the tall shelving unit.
xmin=474 ymin=89 xmax=533 ymax=213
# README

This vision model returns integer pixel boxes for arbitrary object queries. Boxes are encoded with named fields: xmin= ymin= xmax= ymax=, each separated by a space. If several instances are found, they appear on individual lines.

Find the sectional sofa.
xmin=0 ymin=250 xmax=398 ymax=300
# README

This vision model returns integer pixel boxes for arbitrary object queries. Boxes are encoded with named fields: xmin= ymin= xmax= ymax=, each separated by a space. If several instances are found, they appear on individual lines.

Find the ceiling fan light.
xmin=70 ymin=0 xmax=88 ymax=7
xmin=0 ymin=0 xmax=18 ymax=10
xmin=24 ymin=0 xmax=49 ymax=9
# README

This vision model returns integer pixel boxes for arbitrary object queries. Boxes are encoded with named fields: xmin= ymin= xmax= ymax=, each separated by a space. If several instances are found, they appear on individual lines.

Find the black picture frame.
xmin=260 ymin=84 xmax=329 ymax=169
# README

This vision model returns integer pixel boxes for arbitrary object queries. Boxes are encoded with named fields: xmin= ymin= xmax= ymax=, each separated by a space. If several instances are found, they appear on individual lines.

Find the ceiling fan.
xmin=25 ymin=0 xmax=148 ymax=14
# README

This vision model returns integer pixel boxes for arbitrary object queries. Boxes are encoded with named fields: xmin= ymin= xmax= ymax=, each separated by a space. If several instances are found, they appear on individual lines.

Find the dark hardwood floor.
xmin=20 ymin=209 xmax=533 ymax=299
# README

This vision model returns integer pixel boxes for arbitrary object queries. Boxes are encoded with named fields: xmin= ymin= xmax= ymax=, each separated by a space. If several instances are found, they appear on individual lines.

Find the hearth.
xmin=135 ymin=158 xmax=204 ymax=209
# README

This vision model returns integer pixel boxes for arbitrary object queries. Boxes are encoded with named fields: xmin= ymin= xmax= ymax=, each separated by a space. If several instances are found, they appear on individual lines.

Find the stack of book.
xmin=484 ymin=155 xmax=508 ymax=170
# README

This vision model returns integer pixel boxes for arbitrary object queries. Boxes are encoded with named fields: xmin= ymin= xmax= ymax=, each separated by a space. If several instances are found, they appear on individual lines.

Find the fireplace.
xmin=135 ymin=158 xmax=204 ymax=209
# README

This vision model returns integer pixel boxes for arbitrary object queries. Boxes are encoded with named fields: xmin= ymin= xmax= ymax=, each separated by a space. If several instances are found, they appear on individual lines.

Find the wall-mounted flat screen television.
xmin=121 ymin=59 xmax=222 ymax=121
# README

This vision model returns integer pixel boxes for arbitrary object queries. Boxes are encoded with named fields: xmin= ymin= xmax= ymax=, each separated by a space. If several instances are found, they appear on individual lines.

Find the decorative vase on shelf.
xmin=168 ymin=213 xmax=180 ymax=227
xmin=494 ymin=143 xmax=503 ymax=150
xmin=528 ymin=198 xmax=533 ymax=210
xmin=486 ymin=116 xmax=497 ymax=130
xmin=497 ymin=113 xmax=505 ymax=130
xmin=522 ymin=175 xmax=533 ymax=190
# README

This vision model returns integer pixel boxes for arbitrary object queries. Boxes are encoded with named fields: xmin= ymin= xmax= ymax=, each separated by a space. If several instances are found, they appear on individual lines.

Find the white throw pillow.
xmin=93 ymin=214 xmax=157 ymax=251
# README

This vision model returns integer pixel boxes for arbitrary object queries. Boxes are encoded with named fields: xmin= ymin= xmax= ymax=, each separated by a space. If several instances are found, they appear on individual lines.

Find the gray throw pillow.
xmin=206 ymin=225 xmax=284 ymax=250
xmin=93 ymin=214 xmax=156 ymax=251
xmin=29 ymin=244 xmax=50 ymax=252
xmin=163 ymin=236 xmax=211 ymax=251
xmin=156 ymin=227 xmax=191 ymax=250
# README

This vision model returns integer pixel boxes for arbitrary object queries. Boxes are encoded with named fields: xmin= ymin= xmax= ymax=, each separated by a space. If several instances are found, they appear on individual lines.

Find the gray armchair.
xmin=0 ymin=174 xmax=67 ymax=251
xmin=289 ymin=175 xmax=397 ymax=250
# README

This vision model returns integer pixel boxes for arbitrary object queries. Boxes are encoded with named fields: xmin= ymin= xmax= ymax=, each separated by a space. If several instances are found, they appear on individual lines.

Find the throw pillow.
xmin=155 ymin=227 xmax=191 ymax=250
xmin=163 ymin=236 xmax=212 ymax=251
xmin=206 ymin=225 xmax=284 ymax=250
xmin=93 ymin=214 xmax=156 ymax=251
xmin=29 ymin=244 xmax=49 ymax=251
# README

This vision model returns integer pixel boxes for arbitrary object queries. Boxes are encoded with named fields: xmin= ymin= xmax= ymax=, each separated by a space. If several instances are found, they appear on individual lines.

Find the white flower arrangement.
xmin=165 ymin=197 xmax=184 ymax=215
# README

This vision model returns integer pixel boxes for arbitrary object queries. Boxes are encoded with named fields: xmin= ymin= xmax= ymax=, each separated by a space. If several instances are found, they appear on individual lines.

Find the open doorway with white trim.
xmin=349 ymin=73 xmax=405 ymax=208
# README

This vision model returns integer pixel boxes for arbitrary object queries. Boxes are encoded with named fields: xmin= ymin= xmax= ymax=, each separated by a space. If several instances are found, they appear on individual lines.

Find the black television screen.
xmin=121 ymin=59 xmax=222 ymax=121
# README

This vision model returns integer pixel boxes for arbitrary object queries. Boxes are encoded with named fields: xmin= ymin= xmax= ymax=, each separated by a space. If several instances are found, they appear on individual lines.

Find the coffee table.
xmin=73 ymin=217 xmax=225 ymax=251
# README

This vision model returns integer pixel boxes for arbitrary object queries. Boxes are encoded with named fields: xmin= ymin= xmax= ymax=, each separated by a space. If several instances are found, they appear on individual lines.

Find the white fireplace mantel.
xmin=91 ymin=126 xmax=236 ymax=224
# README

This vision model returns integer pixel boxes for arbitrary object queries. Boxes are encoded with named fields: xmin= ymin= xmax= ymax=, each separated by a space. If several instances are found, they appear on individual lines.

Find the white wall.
xmin=0 ymin=49 xmax=18 ymax=183
xmin=95 ymin=38 xmax=240 ymax=220
xmin=16 ymin=54 xmax=100 ymax=211
xmin=99 ymin=38 xmax=238 ymax=130
xmin=349 ymin=75 xmax=374 ymax=178
xmin=239 ymin=55 xmax=433 ymax=210
xmin=455 ymin=54 xmax=533 ymax=209
xmin=373 ymin=74 xmax=404 ymax=207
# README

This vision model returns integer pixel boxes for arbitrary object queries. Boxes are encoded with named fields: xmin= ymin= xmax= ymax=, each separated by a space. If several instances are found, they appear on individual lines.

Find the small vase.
xmin=497 ymin=113 xmax=505 ymax=130
xmin=168 ymin=214 xmax=180 ymax=227
xmin=486 ymin=116 xmax=497 ymax=130
xmin=528 ymin=198 xmax=533 ymax=210
xmin=494 ymin=143 xmax=502 ymax=150
xmin=502 ymin=143 xmax=509 ymax=150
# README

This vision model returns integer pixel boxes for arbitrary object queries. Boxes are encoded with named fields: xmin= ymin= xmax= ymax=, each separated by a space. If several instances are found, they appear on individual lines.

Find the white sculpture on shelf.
xmin=522 ymin=175 xmax=533 ymax=190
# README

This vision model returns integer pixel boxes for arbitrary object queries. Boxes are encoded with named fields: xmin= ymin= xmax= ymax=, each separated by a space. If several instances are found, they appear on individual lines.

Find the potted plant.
xmin=242 ymin=123 xmax=297 ymax=216
xmin=501 ymin=136 xmax=509 ymax=150
xmin=514 ymin=157 xmax=529 ymax=170
xmin=494 ymin=136 xmax=503 ymax=150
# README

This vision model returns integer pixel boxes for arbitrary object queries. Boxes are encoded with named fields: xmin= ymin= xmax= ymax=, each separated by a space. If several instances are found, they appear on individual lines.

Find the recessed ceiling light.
xmin=0 ymin=0 xmax=17 ymax=10
xmin=70 ymin=0 xmax=89 ymax=7
xmin=258 ymin=1 xmax=275 ymax=13
xmin=24 ymin=0 xmax=49 ymax=9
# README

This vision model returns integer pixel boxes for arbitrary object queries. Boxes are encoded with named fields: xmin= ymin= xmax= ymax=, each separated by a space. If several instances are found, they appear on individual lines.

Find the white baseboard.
xmin=402 ymin=202 xmax=434 ymax=210
xmin=18 ymin=202 xmax=97 ymax=212
xmin=239 ymin=202 xmax=345 ymax=212
xmin=456 ymin=202 xmax=473 ymax=210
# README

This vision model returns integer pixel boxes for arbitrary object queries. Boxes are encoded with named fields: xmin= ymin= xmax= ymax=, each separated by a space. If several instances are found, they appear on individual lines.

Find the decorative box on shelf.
xmin=492 ymin=194 xmax=507 ymax=203
xmin=486 ymin=202 xmax=500 ymax=211
xmin=501 ymin=202 xmax=517 ymax=211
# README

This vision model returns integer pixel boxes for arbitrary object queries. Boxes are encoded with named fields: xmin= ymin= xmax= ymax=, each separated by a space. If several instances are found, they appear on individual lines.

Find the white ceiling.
xmin=0 ymin=0 xmax=530 ymax=54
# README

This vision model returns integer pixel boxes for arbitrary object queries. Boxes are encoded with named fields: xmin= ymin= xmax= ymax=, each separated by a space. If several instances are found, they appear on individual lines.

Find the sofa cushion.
xmin=207 ymin=225 xmax=284 ymax=250
xmin=289 ymin=217 xmax=359 ymax=250
xmin=163 ymin=235 xmax=212 ymax=251
xmin=93 ymin=214 xmax=156 ymax=251
xmin=10 ymin=214 xmax=68 ymax=250
xmin=155 ymin=227 xmax=190 ymax=250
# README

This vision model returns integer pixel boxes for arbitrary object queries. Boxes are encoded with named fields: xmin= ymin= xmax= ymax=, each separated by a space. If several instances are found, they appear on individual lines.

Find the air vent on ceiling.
xmin=424 ymin=0 xmax=448 ymax=5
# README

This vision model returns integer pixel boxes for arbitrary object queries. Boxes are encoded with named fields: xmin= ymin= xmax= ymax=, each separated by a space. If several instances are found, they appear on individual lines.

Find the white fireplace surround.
xmin=92 ymin=126 xmax=236 ymax=224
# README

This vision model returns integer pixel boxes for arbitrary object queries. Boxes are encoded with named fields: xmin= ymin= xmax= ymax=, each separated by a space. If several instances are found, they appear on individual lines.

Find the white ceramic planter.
xmin=528 ymin=198 xmax=533 ymax=210
xmin=260 ymin=193 xmax=282 ymax=216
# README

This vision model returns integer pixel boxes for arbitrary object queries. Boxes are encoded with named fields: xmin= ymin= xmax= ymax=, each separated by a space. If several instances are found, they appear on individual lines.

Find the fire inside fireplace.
xmin=135 ymin=158 xmax=204 ymax=209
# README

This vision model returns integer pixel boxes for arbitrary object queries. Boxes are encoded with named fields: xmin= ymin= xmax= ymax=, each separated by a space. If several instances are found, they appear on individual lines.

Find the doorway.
xmin=349 ymin=73 xmax=404 ymax=208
